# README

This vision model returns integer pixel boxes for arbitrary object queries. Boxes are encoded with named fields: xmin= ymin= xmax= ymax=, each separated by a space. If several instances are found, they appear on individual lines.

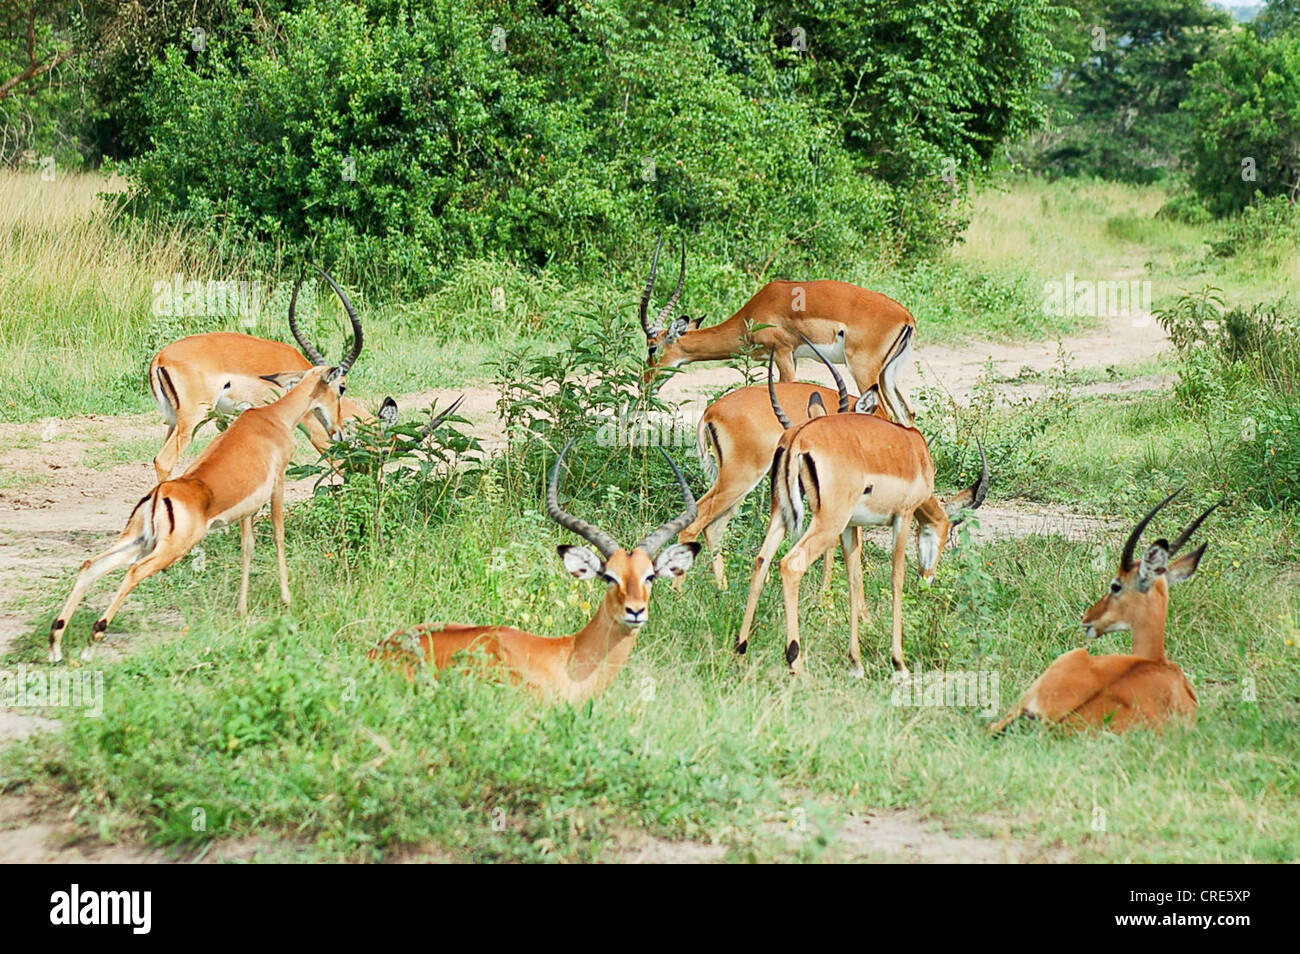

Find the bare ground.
xmin=0 ymin=311 xmax=1170 ymax=863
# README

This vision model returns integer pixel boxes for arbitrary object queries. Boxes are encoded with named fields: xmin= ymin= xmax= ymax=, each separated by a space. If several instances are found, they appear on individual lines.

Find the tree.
xmin=1184 ymin=28 xmax=1300 ymax=213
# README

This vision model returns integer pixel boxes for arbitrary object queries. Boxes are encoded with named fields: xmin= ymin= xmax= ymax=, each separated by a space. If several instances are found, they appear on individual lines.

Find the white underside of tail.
xmin=697 ymin=420 xmax=718 ymax=484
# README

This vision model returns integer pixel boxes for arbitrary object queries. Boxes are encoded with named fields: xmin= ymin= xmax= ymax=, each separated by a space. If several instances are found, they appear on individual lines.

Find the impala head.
xmin=915 ymin=441 xmax=991 ymax=583
xmin=640 ymin=235 xmax=698 ymax=382
xmin=1082 ymin=491 xmax=1218 ymax=639
xmin=548 ymin=438 xmax=699 ymax=628
xmin=263 ymin=267 xmax=365 ymax=439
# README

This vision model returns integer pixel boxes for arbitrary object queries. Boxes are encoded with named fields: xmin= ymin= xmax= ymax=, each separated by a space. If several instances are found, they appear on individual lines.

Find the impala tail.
xmin=879 ymin=324 xmax=914 ymax=426
xmin=697 ymin=418 xmax=720 ymax=484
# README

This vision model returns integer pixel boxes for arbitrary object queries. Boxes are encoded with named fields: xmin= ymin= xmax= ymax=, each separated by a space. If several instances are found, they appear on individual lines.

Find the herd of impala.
xmin=47 ymin=244 xmax=1218 ymax=735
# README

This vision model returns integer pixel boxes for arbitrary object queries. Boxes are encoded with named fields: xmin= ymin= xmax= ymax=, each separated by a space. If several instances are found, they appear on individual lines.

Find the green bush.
xmin=118 ymin=0 xmax=1061 ymax=296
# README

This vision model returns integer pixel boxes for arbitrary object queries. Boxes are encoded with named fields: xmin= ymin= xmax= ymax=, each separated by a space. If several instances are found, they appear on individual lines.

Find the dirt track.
xmin=0 ymin=310 xmax=1170 ymax=862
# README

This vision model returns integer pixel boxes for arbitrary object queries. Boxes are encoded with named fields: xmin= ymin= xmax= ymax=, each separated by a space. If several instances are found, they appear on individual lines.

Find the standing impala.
xmin=370 ymin=439 xmax=700 ymax=703
xmin=736 ymin=341 xmax=988 ymax=677
xmin=679 ymin=320 xmax=913 ymax=588
xmin=639 ymin=236 xmax=917 ymax=425
xmin=990 ymin=492 xmax=1217 ymax=734
xmin=148 ymin=267 xmax=373 ymax=481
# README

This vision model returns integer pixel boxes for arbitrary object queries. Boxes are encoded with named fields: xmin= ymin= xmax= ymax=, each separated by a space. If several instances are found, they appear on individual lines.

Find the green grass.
xmin=3 ymin=391 xmax=1297 ymax=861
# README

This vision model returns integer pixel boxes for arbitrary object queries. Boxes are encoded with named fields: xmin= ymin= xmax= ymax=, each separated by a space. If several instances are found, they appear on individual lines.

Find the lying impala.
xmin=736 ymin=340 xmax=988 ymax=677
xmin=679 ymin=319 xmax=914 ymax=588
xmin=51 ymin=315 xmax=367 ymax=663
xmin=369 ymin=439 xmax=699 ymax=703
xmin=639 ymin=235 xmax=917 ymax=424
xmin=148 ymin=267 xmax=375 ymax=481
xmin=990 ymin=492 xmax=1217 ymax=734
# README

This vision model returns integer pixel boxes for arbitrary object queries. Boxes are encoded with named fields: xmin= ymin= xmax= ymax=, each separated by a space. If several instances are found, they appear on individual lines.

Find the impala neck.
xmin=674 ymin=316 xmax=750 ymax=362
xmin=272 ymin=373 xmax=326 ymax=429
xmin=1130 ymin=584 xmax=1171 ymax=661
xmin=563 ymin=587 xmax=642 ymax=698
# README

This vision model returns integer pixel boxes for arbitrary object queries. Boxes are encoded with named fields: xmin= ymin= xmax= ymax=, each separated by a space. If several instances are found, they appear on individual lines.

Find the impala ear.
xmin=1167 ymin=543 xmax=1207 ymax=585
xmin=1136 ymin=542 xmax=1170 ymax=592
xmin=260 ymin=370 xmax=310 ymax=390
xmin=687 ymin=316 xmax=703 ymax=331
xmin=653 ymin=542 xmax=699 ymax=580
xmin=666 ymin=317 xmax=690 ymax=342
xmin=377 ymin=396 xmax=399 ymax=427
xmin=558 ymin=545 xmax=604 ymax=580
xmin=807 ymin=392 xmax=827 ymax=419
xmin=855 ymin=387 xmax=880 ymax=415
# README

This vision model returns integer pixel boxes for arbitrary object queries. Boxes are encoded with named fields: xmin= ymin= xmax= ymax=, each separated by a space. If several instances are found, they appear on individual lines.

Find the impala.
xmin=148 ymin=267 xmax=373 ymax=481
xmin=679 ymin=321 xmax=912 ymax=588
xmin=989 ymin=492 xmax=1217 ymax=734
xmin=369 ymin=439 xmax=699 ymax=703
xmin=639 ymin=235 xmax=917 ymax=424
xmin=736 ymin=341 xmax=988 ymax=676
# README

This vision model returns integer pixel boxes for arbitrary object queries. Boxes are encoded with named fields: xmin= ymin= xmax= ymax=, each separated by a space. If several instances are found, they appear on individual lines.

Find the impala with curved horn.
xmin=147 ymin=267 xmax=378 ymax=481
xmin=990 ymin=492 xmax=1218 ymax=734
xmin=736 ymin=337 xmax=989 ymax=677
xmin=639 ymin=235 xmax=918 ymax=425
xmin=679 ymin=321 xmax=911 ymax=588
xmin=46 ymin=309 xmax=414 ymax=663
xmin=370 ymin=439 xmax=700 ymax=703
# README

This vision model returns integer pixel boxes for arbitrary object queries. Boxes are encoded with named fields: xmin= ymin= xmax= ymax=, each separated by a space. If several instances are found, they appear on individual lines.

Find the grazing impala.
xmin=148 ymin=268 xmax=374 ymax=481
xmin=990 ymin=492 xmax=1217 ymax=735
xmin=638 ymin=235 xmax=917 ymax=424
xmin=679 ymin=321 xmax=913 ymax=588
xmin=369 ymin=439 xmax=700 ymax=703
xmin=736 ymin=341 xmax=988 ymax=677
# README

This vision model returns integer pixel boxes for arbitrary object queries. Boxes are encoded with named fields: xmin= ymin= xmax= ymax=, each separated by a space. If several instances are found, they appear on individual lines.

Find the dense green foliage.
xmin=1026 ymin=0 xmax=1231 ymax=183
xmin=1183 ymin=27 xmax=1300 ymax=214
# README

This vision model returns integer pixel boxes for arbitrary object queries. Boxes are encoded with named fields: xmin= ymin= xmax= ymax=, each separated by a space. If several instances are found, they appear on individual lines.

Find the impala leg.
xmin=841 ymin=527 xmax=866 ymax=678
xmin=49 ymin=534 xmax=148 ymax=663
xmin=889 ymin=514 xmax=911 ymax=674
xmin=272 ymin=473 xmax=290 ymax=606
xmin=736 ymin=514 xmax=787 ymax=655
xmin=90 ymin=543 xmax=190 ymax=652
xmin=819 ymin=548 xmax=835 ymax=596
xmin=775 ymin=348 xmax=797 ymax=383
xmin=154 ymin=406 xmax=205 ymax=482
xmin=238 ymin=516 xmax=254 ymax=616
xmin=779 ymin=523 xmax=840 ymax=675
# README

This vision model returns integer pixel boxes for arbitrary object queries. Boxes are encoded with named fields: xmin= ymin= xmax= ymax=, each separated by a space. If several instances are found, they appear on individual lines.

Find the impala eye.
xmin=339 ymin=385 xmax=347 ymax=395
xmin=1110 ymin=581 xmax=1122 ymax=594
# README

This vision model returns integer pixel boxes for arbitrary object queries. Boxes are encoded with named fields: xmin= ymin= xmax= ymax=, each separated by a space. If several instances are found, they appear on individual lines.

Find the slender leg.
xmin=841 ymin=527 xmax=866 ymax=677
xmin=92 ymin=543 xmax=190 ymax=645
xmin=779 ymin=522 xmax=841 ymax=675
xmin=890 ymin=514 xmax=911 ymax=673
xmin=49 ymin=535 xmax=147 ymax=663
xmin=819 ymin=548 xmax=835 ymax=596
xmin=735 ymin=513 xmax=788 ymax=655
xmin=699 ymin=505 xmax=740 ymax=589
xmin=775 ymin=348 xmax=797 ymax=382
xmin=154 ymin=407 xmax=204 ymax=481
xmin=272 ymin=473 xmax=290 ymax=605
xmin=238 ymin=516 xmax=254 ymax=615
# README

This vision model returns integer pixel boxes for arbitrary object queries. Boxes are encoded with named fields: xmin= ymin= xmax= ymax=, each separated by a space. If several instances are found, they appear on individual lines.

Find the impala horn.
xmin=420 ymin=394 xmax=466 ymax=442
xmin=547 ymin=438 xmax=622 ymax=560
xmin=650 ymin=238 xmax=686 ymax=337
xmin=767 ymin=349 xmax=793 ymax=430
xmin=636 ymin=448 xmax=698 ymax=558
xmin=798 ymin=333 xmax=850 ymax=413
xmin=314 ymin=266 xmax=364 ymax=376
xmin=639 ymin=235 xmax=664 ymax=337
xmin=1120 ymin=489 xmax=1181 ymax=569
xmin=287 ymin=275 xmax=327 ymax=366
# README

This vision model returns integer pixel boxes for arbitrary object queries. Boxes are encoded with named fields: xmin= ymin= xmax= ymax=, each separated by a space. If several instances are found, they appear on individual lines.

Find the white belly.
xmin=794 ymin=330 xmax=846 ymax=364
xmin=849 ymin=498 xmax=894 ymax=527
